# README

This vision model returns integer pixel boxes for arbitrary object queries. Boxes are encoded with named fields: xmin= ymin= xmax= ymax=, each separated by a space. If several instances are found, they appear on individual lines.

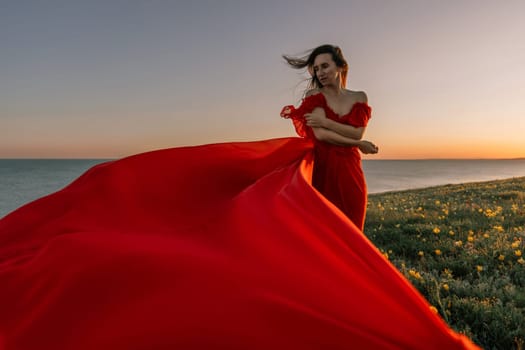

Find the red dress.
xmin=281 ymin=92 xmax=370 ymax=229
xmin=0 ymin=120 xmax=479 ymax=348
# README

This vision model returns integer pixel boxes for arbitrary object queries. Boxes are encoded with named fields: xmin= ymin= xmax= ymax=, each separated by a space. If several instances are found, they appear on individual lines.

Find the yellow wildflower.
xmin=408 ymin=269 xmax=422 ymax=279
xmin=418 ymin=251 xmax=424 ymax=257
xmin=518 ymin=258 xmax=525 ymax=265
xmin=435 ymin=249 xmax=442 ymax=256
xmin=476 ymin=265 xmax=483 ymax=272
xmin=483 ymin=233 xmax=490 ymax=238
xmin=484 ymin=208 xmax=497 ymax=218
xmin=448 ymin=230 xmax=455 ymax=236
xmin=433 ymin=227 xmax=441 ymax=234
xmin=498 ymin=254 xmax=505 ymax=261
xmin=515 ymin=250 xmax=522 ymax=257
xmin=493 ymin=225 xmax=504 ymax=233
xmin=467 ymin=236 xmax=474 ymax=242
xmin=454 ymin=240 xmax=463 ymax=247
xmin=435 ymin=200 xmax=441 ymax=205
xmin=442 ymin=284 xmax=449 ymax=291
xmin=511 ymin=240 xmax=521 ymax=249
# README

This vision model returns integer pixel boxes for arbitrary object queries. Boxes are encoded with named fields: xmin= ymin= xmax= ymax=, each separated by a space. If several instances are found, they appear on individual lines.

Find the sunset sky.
xmin=1 ymin=0 xmax=524 ymax=159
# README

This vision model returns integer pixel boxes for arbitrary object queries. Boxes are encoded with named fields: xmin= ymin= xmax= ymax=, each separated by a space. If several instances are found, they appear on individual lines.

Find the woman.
xmin=0 ymin=46 xmax=479 ymax=349
xmin=281 ymin=44 xmax=378 ymax=229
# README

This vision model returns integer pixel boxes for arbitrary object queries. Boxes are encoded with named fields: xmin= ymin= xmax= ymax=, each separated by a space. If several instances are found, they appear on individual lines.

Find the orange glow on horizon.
xmin=363 ymin=141 xmax=525 ymax=160
xmin=2 ymin=139 xmax=524 ymax=160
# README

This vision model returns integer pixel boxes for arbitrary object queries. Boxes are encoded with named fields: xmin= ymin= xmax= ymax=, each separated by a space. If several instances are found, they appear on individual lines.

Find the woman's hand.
xmin=358 ymin=140 xmax=379 ymax=154
xmin=305 ymin=107 xmax=327 ymax=128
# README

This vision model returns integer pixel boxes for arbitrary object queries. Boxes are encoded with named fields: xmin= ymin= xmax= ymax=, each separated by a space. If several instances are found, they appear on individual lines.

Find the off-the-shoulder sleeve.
xmin=347 ymin=103 xmax=372 ymax=127
xmin=280 ymin=93 xmax=324 ymax=138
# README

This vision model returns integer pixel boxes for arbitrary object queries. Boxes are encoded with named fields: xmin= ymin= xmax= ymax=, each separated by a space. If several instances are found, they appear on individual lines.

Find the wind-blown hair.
xmin=283 ymin=44 xmax=349 ymax=92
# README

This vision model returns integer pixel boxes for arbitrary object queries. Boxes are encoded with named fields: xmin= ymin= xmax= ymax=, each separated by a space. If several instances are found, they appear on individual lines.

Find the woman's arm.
xmin=305 ymin=108 xmax=365 ymax=140
xmin=321 ymin=117 xmax=366 ymax=140
xmin=311 ymin=127 xmax=378 ymax=154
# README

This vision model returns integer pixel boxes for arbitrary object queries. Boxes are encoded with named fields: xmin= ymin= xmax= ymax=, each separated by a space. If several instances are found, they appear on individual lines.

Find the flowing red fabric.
xmin=0 ymin=137 xmax=480 ymax=349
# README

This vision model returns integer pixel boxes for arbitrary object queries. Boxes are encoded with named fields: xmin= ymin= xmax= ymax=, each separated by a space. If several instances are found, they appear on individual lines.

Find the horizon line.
xmin=1 ymin=157 xmax=524 ymax=161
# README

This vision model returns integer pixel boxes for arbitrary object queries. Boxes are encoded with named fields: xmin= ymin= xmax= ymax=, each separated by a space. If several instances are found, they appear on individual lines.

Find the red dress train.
xmin=0 ymin=103 xmax=479 ymax=349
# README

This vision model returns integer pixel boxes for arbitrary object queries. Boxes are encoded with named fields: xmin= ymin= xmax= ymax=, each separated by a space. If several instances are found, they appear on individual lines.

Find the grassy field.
xmin=364 ymin=176 xmax=525 ymax=350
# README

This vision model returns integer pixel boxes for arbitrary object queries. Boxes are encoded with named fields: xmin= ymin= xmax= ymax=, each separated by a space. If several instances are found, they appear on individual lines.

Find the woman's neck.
xmin=321 ymin=84 xmax=344 ymax=97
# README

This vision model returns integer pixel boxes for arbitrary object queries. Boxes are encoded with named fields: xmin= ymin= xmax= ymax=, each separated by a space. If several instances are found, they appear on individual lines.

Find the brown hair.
xmin=283 ymin=44 xmax=349 ymax=91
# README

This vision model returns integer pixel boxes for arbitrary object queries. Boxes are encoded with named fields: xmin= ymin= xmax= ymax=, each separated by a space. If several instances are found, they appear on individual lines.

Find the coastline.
xmin=368 ymin=175 xmax=525 ymax=196
xmin=363 ymin=158 xmax=525 ymax=194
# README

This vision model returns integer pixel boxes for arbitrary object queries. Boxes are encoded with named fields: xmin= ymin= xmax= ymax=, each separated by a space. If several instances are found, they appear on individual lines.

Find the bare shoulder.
xmin=346 ymin=90 xmax=368 ymax=103
xmin=305 ymin=88 xmax=321 ymax=97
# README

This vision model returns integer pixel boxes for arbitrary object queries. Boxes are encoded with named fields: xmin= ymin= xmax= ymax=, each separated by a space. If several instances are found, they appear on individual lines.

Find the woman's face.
xmin=312 ymin=53 xmax=341 ymax=87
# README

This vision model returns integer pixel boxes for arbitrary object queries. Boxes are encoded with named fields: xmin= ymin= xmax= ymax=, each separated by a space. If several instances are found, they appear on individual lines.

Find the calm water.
xmin=363 ymin=159 xmax=525 ymax=194
xmin=0 ymin=159 xmax=110 ymax=219
xmin=1 ymin=158 xmax=525 ymax=218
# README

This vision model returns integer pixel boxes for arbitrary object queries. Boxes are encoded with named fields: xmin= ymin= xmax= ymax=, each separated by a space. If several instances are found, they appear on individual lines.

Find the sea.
xmin=1 ymin=158 xmax=525 ymax=218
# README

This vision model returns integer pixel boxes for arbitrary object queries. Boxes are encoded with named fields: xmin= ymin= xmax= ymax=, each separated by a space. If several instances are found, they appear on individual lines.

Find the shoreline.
xmin=368 ymin=175 xmax=525 ymax=196
xmin=2 ymin=175 xmax=525 ymax=219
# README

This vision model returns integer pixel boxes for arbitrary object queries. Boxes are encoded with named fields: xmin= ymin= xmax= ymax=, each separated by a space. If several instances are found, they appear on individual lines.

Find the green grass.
xmin=364 ymin=176 xmax=525 ymax=350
